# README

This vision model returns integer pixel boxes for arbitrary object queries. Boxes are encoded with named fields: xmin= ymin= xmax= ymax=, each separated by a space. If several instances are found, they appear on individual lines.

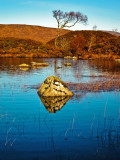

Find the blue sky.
xmin=0 ymin=0 xmax=120 ymax=31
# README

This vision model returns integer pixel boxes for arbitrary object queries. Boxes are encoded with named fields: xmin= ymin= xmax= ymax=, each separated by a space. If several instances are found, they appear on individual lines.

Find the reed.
xmin=67 ymin=74 xmax=120 ymax=94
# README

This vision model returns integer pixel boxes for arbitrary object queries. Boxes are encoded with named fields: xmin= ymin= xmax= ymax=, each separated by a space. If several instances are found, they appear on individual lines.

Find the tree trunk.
xmin=55 ymin=28 xmax=62 ymax=48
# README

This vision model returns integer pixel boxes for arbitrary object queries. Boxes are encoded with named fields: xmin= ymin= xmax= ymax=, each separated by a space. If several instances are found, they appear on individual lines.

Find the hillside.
xmin=48 ymin=30 xmax=118 ymax=45
xmin=0 ymin=24 xmax=69 ymax=44
xmin=0 ymin=37 xmax=72 ymax=58
xmin=0 ymin=25 xmax=120 ymax=59
xmin=0 ymin=24 xmax=119 ymax=44
xmin=48 ymin=30 xmax=120 ymax=59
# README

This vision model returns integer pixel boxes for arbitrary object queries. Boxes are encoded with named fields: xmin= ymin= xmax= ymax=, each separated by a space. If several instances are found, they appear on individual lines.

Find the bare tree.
xmin=112 ymin=28 xmax=118 ymax=32
xmin=53 ymin=10 xmax=88 ymax=47
xmin=112 ymin=28 xmax=118 ymax=36
xmin=93 ymin=25 xmax=97 ymax=31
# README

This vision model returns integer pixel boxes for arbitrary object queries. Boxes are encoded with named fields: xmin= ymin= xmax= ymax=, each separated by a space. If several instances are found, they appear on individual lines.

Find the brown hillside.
xmin=47 ymin=30 xmax=120 ymax=58
xmin=0 ymin=24 xmax=69 ymax=44
xmin=48 ymin=30 xmax=118 ymax=46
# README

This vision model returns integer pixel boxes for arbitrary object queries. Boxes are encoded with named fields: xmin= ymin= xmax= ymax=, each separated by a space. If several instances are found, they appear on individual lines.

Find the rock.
xmin=31 ymin=62 xmax=37 ymax=65
xmin=72 ymin=56 xmax=77 ymax=60
xmin=64 ymin=56 xmax=72 ymax=59
xmin=39 ymin=96 xmax=72 ymax=113
xmin=32 ymin=62 xmax=48 ymax=67
xmin=64 ymin=63 xmax=72 ymax=66
xmin=38 ymin=76 xmax=74 ymax=97
xmin=79 ymin=56 xmax=83 ymax=60
xmin=115 ymin=59 xmax=120 ymax=62
xmin=36 ymin=63 xmax=48 ymax=66
xmin=19 ymin=64 xmax=30 ymax=68
xmin=57 ymin=66 xmax=62 ymax=69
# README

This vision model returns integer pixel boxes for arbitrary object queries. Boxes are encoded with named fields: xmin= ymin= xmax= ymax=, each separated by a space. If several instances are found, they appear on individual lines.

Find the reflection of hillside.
xmin=71 ymin=60 xmax=120 ymax=83
xmin=39 ymin=96 xmax=72 ymax=113
xmin=88 ymin=60 xmax=120 ymax=74
xmin=0 ymin=58 xmax=48 ymax=74
xmin=1 ymin=58 xmax=120 ymax=76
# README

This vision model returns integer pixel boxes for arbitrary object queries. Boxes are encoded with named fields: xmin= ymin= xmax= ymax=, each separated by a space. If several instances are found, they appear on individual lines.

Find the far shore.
xmin=0 ymin=53 xmax=120 ymax=60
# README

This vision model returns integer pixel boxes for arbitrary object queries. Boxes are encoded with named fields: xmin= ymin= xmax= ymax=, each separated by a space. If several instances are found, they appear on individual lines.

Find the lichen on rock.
xmin=38 ymin=76 xmax=74 ymax=97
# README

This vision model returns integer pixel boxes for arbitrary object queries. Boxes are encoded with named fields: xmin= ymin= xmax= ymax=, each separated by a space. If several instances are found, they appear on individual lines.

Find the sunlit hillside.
xmin=0 ymin=24 xmax=69 ymax=44
xmin=48 ymin=30 xmax=120 ymax=58
xmin=0 ymin=25 xmax=120 ymax=59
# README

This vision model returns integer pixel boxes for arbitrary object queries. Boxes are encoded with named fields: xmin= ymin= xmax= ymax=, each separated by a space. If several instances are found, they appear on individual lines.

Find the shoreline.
xmin=0 ymin=54 xmax=120 ymax=60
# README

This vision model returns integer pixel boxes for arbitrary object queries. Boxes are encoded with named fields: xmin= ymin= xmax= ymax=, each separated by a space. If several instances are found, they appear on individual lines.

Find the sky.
xmin=0 ymin=0 xmax=120 ymax=32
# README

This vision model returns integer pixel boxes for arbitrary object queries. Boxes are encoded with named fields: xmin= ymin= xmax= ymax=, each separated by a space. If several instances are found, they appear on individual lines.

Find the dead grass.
xmin=67 ymin=74 xmax=120 ymax=93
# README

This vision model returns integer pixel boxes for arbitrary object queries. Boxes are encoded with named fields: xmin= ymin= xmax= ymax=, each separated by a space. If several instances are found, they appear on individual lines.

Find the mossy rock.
xmin=38 ymin=76 xmax=74 ymax=97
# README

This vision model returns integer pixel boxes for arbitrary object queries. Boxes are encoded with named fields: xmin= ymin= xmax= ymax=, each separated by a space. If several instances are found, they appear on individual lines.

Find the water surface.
xmin=0 ymin=58 xmax=120 ymax=160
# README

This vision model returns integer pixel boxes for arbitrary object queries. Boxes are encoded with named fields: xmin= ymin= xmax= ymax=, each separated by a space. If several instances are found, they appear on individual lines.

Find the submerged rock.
xmin=38 ymin=76 xmax=74 ymax=97
xmin=39 ymin=96 xmax=72 ymax=113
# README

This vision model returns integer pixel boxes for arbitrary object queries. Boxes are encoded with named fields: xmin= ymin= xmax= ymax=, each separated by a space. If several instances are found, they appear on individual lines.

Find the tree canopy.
xmin=53 ymin=10 xmax=88 ymax=31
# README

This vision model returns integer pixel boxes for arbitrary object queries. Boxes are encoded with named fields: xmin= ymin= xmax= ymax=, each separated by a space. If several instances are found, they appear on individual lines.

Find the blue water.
xmin=0 ymin=58 xmax=120 ymax=160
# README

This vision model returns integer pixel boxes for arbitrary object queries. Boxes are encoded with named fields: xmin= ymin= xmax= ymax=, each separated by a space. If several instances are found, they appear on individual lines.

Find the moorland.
xmin=0 ymin=24 xmax=120 ymax=59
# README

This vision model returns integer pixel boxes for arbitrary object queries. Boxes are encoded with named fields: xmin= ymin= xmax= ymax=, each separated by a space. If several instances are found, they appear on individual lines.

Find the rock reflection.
xmin=39 ymin=96 xmax=72 ymax=113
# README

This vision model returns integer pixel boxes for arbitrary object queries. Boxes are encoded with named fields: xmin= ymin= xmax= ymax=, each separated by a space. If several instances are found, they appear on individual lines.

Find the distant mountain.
xmin=0 ymin=24 xmax=69 ymax=44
